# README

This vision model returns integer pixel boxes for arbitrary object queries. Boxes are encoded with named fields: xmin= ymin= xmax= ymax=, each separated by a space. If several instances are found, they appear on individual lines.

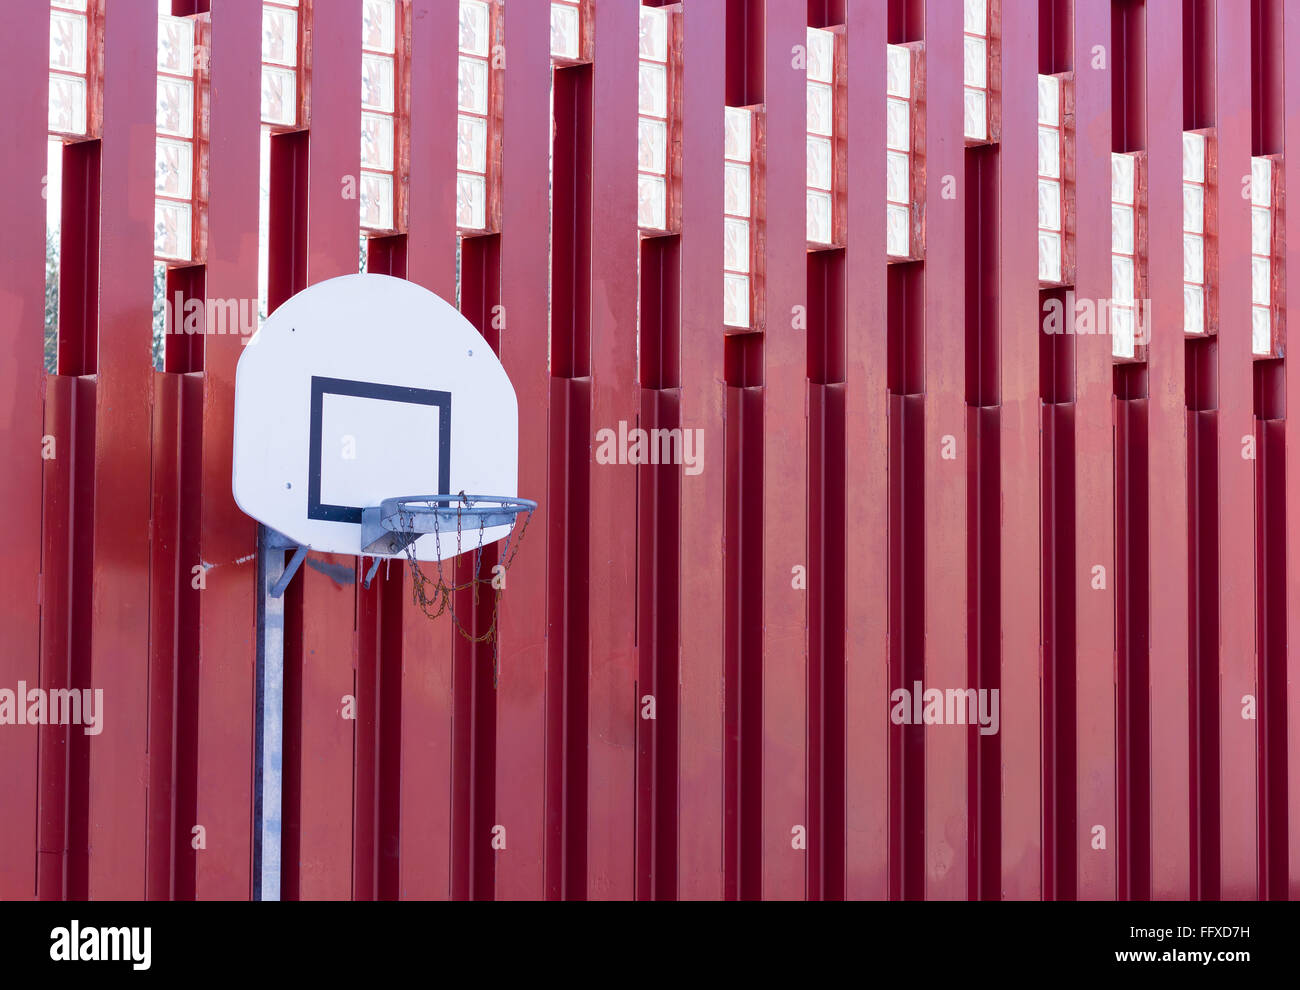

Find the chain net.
xmin=393 ymin=494 xmax=533 ymax=686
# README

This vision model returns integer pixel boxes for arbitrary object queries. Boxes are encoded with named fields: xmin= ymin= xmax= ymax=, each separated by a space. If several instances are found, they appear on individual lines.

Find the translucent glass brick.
xmin=1183 ymin=232 xmax=1204 ymax=283
xmin=807 ymin=135 xmax=832 ymax=191
xmin=1038 ymin=74 xmax=1060 ymax=126
xmin=807 ymin=81 xmax=833 ymax=137
xmin=639 ymin=117 xmax=667 ymax=175
xmin=887 ymin=45 xmax=911 ymax=99
xmin=964 ymin=88 xmax=986 ymax=141
xmin=48 ymin=72 xmax=87 ymax=134
xmin=457 ymin=171 xmax=487 ymax=229
xmin=639 ymin=62 xmax=667 ymax=117
xmin=550 ymin=2 xmax=580 ymax=60
xmin=1253 ymin=305 xmax=1272 ymax=355
xmin=52 ymin=0 xmax=88 ymax=9
xmin=886 ymin=97 xmax=909 ymax=152
xmin=1182 ymin=131 xmax=1205 ymax=182
xmin=155 ymin=137 xmax=193 ymax=198
xmin=1252 ymin=156 xmax=1272 ymax=207
xmin=724 ymin=108 xmax=751 ymax=162
xmin=261 ymin=5 xmax=297 ymax=66
xmin=459 ymin=0 xmax=491 ymax=57
xmin=724 ymin=217 xmax=750 ymax=272
xmin=1183 ymin=283 xmax=1204 ymax=334
xmin=50 ymin=10 xmax=87 ymax=73
xmin=455 ymin=55 xmax=486 ymax=114
xmin=1111 ymin=153 xmax=1135 ymax=204
xmin=362 ymin=0 xmax=397 ymax=54
xmin=363 ymin=112 xmax=396 ymax=170
xmin=1253 ymin=255 xmax=1271 ymax=306
xmin=1183 ymin=182 xmax=1204 ymax=233
xmin=363 ymin=53 xmax=396 ymax=112
xmin=1038 ymin=126 xmax=1060 ymax=178
xmin=639 ymin=173 xmax=666 ymax=229
xmin=807 ymin=28 xmax=835 ymax=84
xmin=1039 ymin=230 xmax=1062 ymax=282
xmin=723 ymin=273 xmax=749 ymax=327
xmin=154 ymin=199 xmax=192 ymax=260
xmin=1112 ymin=204 xmax=1134 ymax=254
xmin=1038 ymin=179 xmax=1061 ymax=232
xmin=455 ymin=113 xmax=485 ymax=173
xmin=260 ymin=65 xmax=297 ymax=125
xmin=640 ymin=7 xmax=668 ymax=62
xmin=964 ymin=36 xmax=987 ymax=89
xmin=725 ymin=162 xmax=750 ymax=217
xmin=360 ymin=170 xmax=394 ymax=230
xmin=887 ymin=203 xmax=910 ymax=257
xmin=157 ymin=15 xmax=194 ymax=75
xmin=1111 ymin=305 xmax=1135 ymax=359
xmin=157 ymin=77 xmax=194 ymax=137
xmin=807 ymin=190 xmax=832 ymax=244
xmin=1112 ymin=255 xmax=1135 ymax=302
xmin=886 ymin=151 xmax=909 ymax=204
xmin=1252 ymin=206 xmax=1271 ymax=256
xmin=964 ymin=0 xmax=987 ymax=35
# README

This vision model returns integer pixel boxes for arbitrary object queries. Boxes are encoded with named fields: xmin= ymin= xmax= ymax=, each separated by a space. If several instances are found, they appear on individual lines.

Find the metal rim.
xmin=377 ymin=494 xmax=538 ymax=536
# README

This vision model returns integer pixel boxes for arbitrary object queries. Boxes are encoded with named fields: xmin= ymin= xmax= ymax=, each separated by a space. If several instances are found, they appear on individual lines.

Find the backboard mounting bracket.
xmin=264 ymin=528 xmax=308 ymax=598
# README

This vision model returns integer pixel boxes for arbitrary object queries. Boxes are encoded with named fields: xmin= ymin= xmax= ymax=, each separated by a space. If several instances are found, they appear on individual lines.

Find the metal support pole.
xmin=253 ymin=524 xmax=287 ymax=900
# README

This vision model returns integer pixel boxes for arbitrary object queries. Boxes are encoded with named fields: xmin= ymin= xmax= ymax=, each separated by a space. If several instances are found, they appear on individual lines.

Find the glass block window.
xmin=1038 ymin=74 xmax=1066 ymax=284
xmin=805 ymin=26 xmax=837 ymax=246
xmin=963 ymin=0 xmax=992 ymax=142
xmin=1110 ymin=152 xmax=1139 ymax=359
xmin=457 ymin=0 xmax=498 ymax=233
xmin=886 ymin=44 xmax=916 ymax=260
xmin=49 ymin=0 xmax=92 ymax=137
xmin=155 ymin=7 xmax=197 ymax=261
xmin=1251 ymin=156 xmax=1278 ymax=356
xmin=638 ymin=5 xmax=671 ymax=231
xmin=723 ymin=107 xmax=756 ymax=329
xmin=261 ymin=0 xmax=299 ymax=127
xmin=360 ymin=0 xmax=398 ymax=232
xmin=550 ymin=0 xmax=588 ymax=64
xmin=1182 ymin=131 xmax=1208 ymax=336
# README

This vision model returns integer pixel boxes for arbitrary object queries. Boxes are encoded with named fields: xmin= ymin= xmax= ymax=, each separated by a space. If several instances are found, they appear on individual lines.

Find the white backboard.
xmin=232 ymin=274 xmax=520 ymax=560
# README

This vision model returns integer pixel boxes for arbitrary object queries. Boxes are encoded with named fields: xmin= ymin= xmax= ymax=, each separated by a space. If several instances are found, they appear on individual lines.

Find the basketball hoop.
xmin=361 ymin=493 xmax=536 ymax=684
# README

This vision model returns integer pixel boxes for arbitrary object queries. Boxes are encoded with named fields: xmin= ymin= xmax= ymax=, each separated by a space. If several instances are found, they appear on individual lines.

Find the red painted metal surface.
xmin=675 ymin=0 xmax=726 ymax=902
xmin=1146 ymin=0 xmax=1192 ymax=901
xmin=921 ymin=0 xmax=967 ymax=901
xmin=194 ymin=0 xmax=261 ymax=902
xmin=1 ymin=0 xmax=1298 ymax=902
xmin=1071 ymin=0 xmax=1115 ymax=902
xmin=0 ymin=0 xmax=48 ymax=902
xmin=88 ymin=0 xmax=157 ymax=899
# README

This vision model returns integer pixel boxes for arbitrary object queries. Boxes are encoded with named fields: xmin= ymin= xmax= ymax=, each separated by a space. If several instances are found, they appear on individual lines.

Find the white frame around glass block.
xmin=805 ymin=26 xmax=836 ymax=246
xmin=638 ymin=5 xmax=671 ymax=232
xmin=155 ymin=6 xmax=197 ymax=261
xmin=1182 ymin=131 xmax=1208 ymax=336
xmin=261 ymin=0 xmax=300 ymax=127
xmin=1251 ymin=155 xmax=1278 ymax=356
xmin=1110 ymin=152 xmax=1139 ymax=359
xmin=49 ymin=0 xmax=93 ymax=138
xmin=886 ymin=43 xmax=917 ymax=261
xmin=550 ymin=0 xmax=584 ymax=63
xmin=963 ymin=0 xmax=992 ymax=142
xmin=1037 ymin=74 xmax=1065 ymax=284
xmin=456 ymin=0 xmax=496 ymax=233
xmin=723 ymin=106 xmax=756 ymax=329
xmin=360 ymin=0 xmax=399 ymax=232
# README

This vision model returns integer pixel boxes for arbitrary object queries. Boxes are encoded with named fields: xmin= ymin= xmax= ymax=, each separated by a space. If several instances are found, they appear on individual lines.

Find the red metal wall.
xmin=0 ymin=0 xmax=1298 ymax=901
